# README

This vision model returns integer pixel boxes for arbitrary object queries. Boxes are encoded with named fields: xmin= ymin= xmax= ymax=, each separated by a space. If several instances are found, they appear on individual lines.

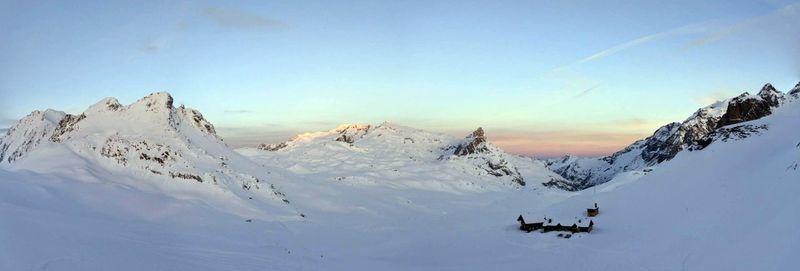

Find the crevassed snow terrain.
xmin=1 ymin=91 xmax=799 ymax=270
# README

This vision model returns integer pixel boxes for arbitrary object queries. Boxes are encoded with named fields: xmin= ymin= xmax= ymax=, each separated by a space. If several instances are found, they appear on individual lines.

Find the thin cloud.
xmin=202 ymin=7 xmax=285 ymax=29
xmin=134 ymin=5 xmax=284 ymax=54
xmin=575 ymin=84 xmax=602 ymax=98
xmin=683 ymin=2 xmax=800 ymax=50
xmin=553 ymin=25 xmax=706 ymax=72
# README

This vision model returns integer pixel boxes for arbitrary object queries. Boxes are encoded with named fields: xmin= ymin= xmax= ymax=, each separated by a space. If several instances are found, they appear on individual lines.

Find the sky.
xmin=1 ymin=0 xmax=799 ymax=157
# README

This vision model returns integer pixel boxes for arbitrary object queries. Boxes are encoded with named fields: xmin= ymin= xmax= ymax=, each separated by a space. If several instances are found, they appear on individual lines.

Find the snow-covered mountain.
xmin=2 ymin=87 xmax=799 ymax=270
xmin=0 ymin=92 xmax=299 ymax=219
xmin=545 ymin=83 xmax=795 ymax=190
xmin=2 ymin=86 xmax=800 ymax=270
xmin=244 ymin=123 xmax=566 ymax=190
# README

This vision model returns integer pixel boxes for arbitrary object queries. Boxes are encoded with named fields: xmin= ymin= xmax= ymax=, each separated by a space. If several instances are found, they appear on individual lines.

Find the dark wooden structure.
xmin=578 ymin=220 xmax=594 ymax=233
xmin=587 ymin=203 xmax=599 ymax=217
xmin=517 ymin=216 xmax=594 ymax=234
xmin=517 ymin=215 xmax=544 ymax=232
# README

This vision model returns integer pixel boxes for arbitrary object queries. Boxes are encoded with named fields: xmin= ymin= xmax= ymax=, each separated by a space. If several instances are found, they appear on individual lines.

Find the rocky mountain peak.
xmin=757 ymin=83 xmax=783 ymax=107
xmin=86 ymin=97 xmax=123 ymax=114
xmin=454 ymin=127 xmax=488 ymax=156
xmin=758 ymin=83 xmax=777 ymax=95
xmin=717 ymin=84 xmax=783 ymax=128
xmin=130 ymin=92 xmax=174 ymax=113
xmin=546 ymin=82 xmax=792 ymax=191
xmin=334 ymin=124 xmax=373 ymax=143
xmin=0 ymin=109 xmax=66 ymax=163
xmin=789 ymin=82 xmax=800 ymax=97
xmin=178 ymin=106 xmax=217 ymax=136
xmin=469 ymin=127 xmax=485 ymax=139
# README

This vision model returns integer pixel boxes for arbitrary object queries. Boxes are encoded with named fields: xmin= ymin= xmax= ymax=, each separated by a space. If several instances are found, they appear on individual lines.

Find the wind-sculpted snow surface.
xmin=546 ymin=83 xmax=796 ymax=190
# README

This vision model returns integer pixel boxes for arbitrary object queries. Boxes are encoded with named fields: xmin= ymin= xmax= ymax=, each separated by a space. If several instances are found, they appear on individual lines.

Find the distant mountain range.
xmin=3 ymin=84 xmax=800 ymax=270
xmin=2 ymin=82 xmax=798 ymax=196
xmin=544 ymin=82 xmax=800 ymax=190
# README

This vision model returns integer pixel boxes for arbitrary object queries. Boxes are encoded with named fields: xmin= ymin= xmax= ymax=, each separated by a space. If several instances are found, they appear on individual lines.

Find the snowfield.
xmin=1 ymin=90 xmax=798 ymax=270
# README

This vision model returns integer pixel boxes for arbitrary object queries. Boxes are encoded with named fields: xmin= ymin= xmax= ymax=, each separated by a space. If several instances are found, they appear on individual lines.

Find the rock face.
xmin=257 ymin=142 xmax=289 ymax=151
xmin=789 ymin=82 xmax=800 ymax=97
xmin=546 ymin=82 xmax=793 ymax=191
xmin=692 ymin=124 xmax=769 ymax=150
xmin=333 ymin=124 xmax=373 ymax=143
xmin=447 ymin=127 xmax=525 ymax=186
xmin=717 ymin=84 xmax=783 ymax=128
xmin=0 ymin=92 xmax=293 ymax=211
xmin=453 ymin=127 xmax=489 ymax=156
xmin=0 ymin=109 xmax=65 ymax=163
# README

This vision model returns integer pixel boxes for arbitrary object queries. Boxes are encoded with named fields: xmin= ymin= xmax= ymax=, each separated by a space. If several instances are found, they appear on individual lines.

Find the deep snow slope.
xmin=523 ymin=94 xmax=800 ymax=270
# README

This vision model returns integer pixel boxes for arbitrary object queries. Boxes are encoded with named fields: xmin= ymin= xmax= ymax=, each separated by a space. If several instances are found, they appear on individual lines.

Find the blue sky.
xmin=1 ymin=0 xmax=799 ymax=157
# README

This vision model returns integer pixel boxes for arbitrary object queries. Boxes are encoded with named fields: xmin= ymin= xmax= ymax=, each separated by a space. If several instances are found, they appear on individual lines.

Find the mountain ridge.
xmin=545 ymin=82 xmax=799 ymax=190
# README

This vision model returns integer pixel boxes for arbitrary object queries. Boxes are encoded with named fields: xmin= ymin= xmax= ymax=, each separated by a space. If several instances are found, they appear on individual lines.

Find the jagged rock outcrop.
xmin=51 ymin=113 xmax=86 ymax=142
xmin=692 ymin=124 xmax=769 ymax=150
xmin=333 ymin=124 xmax=373 ymax=143
xmin=447 ymin=127 xmax=525 ymax=186
xmin=454 ymin=127 xmax=489 ymax=156
xmin=0 ymin=109 xmax=65 ymax=163
xmin=258 ymin=142 xmax=288 ymax=151
xmin=717 ymin=84 xmax=784 ymax=128
xmin=789 ymin=82 xmax=800 ymax=97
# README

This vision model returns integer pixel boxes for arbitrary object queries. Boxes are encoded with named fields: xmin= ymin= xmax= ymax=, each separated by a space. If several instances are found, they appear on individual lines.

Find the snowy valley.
xmin=1 ymin=83 xmax=799 ymax=270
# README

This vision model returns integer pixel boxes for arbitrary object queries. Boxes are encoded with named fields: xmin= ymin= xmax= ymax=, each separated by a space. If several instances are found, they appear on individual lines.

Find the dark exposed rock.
xmin=547 ymin=82 xmax=788 ymax=191
xmin=692 ymin=124 xmax=768 ymax=150
xmin=542 ymin=177 xmax=578 ymax=191
xmin=447 ymin=127 xmax=525 ymax=186
xmin=333 ymin=124 xmax=372 ymax=143
xmin=50 ymin=113 xmax=86 ymax=142
xmin=258 ymin=142 xmax=289 ymax=151
xmin=632 ymin=122 xmax=682 ymax=165
xmin=454 ymin=127 xmax=489 ymax=156
xmin=789 ymin=82 xmax=800 ymax=97
xmin=169 ymin=172 xmax=203 ymax=182
xmin=148 ymin=92 xmax=174 ymax=110
xmin=717 ymin=84 xmax=784 ymax=128
xmin=181 ymin=107 xmax=217 ymax=135
xmin=757 ymin=83 xmax=782 ymax=106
